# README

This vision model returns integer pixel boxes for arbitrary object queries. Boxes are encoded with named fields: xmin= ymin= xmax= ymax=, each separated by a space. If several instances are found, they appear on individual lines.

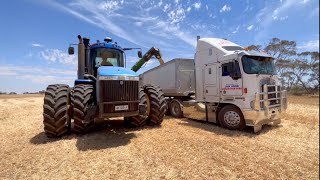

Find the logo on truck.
xmin=222 ymin=84 xmax=242 ymax=90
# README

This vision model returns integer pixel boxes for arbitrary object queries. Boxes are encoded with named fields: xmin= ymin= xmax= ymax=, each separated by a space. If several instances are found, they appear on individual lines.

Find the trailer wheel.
xmin=144 ymin=84 xmax=167 ymax=125
xmin=169 ymin=99 xmax=183 ymax=118
xmin=72 ymin=84 xmax=95 ymax=133
xmin=218 ymin=105 xmax=245 ymax=130
xmin=43 ymin=84 xmax=71 ymax=138
xmin=124 ymin=87 xmax=148 ymax=127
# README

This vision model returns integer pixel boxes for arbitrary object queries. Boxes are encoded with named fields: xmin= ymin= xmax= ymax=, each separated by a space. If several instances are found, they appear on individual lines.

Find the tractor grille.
xmin=100 ymin=80 xmax=139 ymax=102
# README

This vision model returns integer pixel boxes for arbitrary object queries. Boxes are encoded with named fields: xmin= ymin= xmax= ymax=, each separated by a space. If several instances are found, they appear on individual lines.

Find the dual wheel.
xmin=43 ymin=84 xmax=94 ymax=137
xmin=43 ymin=84 xmax=166 ymax=138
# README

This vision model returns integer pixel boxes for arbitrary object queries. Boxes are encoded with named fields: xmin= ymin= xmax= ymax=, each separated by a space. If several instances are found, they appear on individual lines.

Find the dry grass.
xmin=0 ymin=95 xmax=318 ymax=179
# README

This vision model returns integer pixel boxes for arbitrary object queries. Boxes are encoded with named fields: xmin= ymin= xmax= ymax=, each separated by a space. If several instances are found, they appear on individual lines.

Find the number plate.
xmin=115 ymin=105 xmax=129 ymax=111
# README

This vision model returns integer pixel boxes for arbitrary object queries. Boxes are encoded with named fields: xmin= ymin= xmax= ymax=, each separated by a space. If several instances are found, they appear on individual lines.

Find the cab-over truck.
xmin=140 ymin=37 xmax=287 ymax=132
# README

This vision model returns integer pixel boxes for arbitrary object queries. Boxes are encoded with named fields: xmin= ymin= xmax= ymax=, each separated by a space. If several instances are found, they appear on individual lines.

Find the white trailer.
xmin=140 ymin=38 xmax=287 ymax=132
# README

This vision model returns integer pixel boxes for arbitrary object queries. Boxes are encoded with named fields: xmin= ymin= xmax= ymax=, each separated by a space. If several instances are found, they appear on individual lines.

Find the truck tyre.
xmin=169 ymin=99 xmax=183 ymax=118
xmin=124 ymin=87 xmax=148 ymax=127
xmin=43 ymin=84 xmax=71 ymax=138
xmin=218 ymin=105 xmax=245 ymax=130
xmin=144 ymin=84 xmax=167 ymax=125
xmin=73 ymin=84 xmax=95 ymax=133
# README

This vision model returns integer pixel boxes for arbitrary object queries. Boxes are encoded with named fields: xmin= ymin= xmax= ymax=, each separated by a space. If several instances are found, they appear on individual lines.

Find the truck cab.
xmin=194 ymin=38 xmax=287 ymax=132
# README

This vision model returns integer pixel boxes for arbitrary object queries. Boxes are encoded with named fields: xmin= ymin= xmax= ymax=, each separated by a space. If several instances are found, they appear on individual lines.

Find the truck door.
xmin=204 ymin=64 xmax=219 ymax=102
xmin=220 ymin=61 xmax=243 ymax=96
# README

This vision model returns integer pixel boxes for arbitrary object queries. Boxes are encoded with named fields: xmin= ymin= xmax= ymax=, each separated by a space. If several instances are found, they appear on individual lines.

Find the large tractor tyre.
xmin=169 ymin=99 xmax=183 ymax=118
xmin=218 ymin=105 xmax=245 ymax=130
xmin=72 ymin=84 xmax=95 ymax=133
xmin=144 ymin=84 xmax=167 ymax=125
xmin=43 ymin=84 xmax=71 ymax=138
xmin=124 ymin=87 xmax=148 ymax=127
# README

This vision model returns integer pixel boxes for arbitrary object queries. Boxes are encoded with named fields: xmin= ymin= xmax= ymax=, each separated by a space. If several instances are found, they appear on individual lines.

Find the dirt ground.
xmin=0 ymin=95 xmax=319 ymax=179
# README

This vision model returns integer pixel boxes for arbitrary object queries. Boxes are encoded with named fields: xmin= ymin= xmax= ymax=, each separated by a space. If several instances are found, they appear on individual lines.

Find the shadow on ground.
xmin=177 ymin=118 xmax=281 ymax=137
xmin=30 ymin=119 xmax=160 ymax=151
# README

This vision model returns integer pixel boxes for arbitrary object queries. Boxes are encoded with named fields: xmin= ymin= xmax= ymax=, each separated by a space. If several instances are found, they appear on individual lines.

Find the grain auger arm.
xmin=131 ymin=47 xmax=164 ymax=72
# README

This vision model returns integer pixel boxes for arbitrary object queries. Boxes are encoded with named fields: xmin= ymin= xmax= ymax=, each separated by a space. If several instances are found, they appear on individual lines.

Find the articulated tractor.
xmin=42 ymin=35 xmax=166 ymax=137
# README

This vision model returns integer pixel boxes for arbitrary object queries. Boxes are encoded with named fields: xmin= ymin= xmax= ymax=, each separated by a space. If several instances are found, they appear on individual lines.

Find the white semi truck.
xmin=140 ymin=37 xmax=287 ymax=132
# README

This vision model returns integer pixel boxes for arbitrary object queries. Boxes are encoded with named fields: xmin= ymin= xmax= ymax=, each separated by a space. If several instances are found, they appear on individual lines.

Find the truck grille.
xmin=259 ymin=78 xmax=281 ymax=109
xmin=100 ymin=80 xmax=139 ymax=102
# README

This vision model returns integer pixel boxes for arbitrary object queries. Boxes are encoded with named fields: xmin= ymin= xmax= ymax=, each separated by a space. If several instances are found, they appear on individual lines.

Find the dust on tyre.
xmin=144 ymin=84 xmax=167 ymax=125
xmin=124 ymin=87 xmax=148 ymax=127
xmin=218 ymin=105 xmax=245 ymax=130
xmin=43 ymin=84 xmax=71 ymax=138
xmin=72 ymin=84 xmax=95 ymax=133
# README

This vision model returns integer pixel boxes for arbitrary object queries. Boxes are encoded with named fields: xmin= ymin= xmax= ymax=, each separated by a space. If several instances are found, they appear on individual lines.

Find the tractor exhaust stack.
xmin=77 ymin=35 xmax=85 ymax=79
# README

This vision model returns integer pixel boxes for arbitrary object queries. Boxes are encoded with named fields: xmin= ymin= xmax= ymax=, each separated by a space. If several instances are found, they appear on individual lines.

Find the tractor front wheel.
xmin=72 ymin=84 xmax=95 ymax=133
xmin=43 ymin=84 xmax=71 ymax=138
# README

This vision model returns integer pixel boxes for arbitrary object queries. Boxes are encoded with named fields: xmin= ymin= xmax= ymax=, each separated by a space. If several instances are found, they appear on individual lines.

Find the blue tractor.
xmin=43 ymin=35 xmax=166 ymax=137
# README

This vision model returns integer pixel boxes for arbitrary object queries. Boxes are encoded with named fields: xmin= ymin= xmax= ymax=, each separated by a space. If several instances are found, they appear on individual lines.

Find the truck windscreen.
xmin=91 ymin=48 xmax=124 ymax=67
xmin=242 ymin=55 xmax=276 ymax=75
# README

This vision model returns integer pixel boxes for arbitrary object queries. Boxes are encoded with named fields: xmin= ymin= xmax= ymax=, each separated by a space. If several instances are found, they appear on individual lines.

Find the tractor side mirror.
xmin=138 ymin=50 xmax=142 ymax=58
xmin=68 ymin=47 xmax=74 ymax=55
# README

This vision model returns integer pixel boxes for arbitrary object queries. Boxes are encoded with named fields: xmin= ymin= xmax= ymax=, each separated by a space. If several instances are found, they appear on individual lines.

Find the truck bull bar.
xmin=244 ymin=84 xmax=287 ymax=132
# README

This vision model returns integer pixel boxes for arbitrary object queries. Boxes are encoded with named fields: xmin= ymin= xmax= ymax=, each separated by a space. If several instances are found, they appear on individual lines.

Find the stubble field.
xmin=0 ymin=94 xmax=319 ymax=179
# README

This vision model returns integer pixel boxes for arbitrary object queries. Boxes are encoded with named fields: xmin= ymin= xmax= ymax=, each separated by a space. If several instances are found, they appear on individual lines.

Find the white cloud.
xmin=247 ymin=25 xmax=254 ymax=31
xmin=47 ymin=0 xmax=137 ymax=46
xmin=220 ymin=5 xmax=231 ymax=13
xmin=168 ymin=6 xmax=186 ymax=24
xmin=232 ymin=26 xmax=240 ymax=34
xmin=135 ymin=21 xmax=143 ymax=26
xmin=98 ymin=0 xmax=124 ymax=12
xmin=186 ymin=6 xmax=191 ymax=12
xmin=40 ymin=49 xmax=77 ymax=65
xmin=31 ymin=43 xmax=43 ymax=47
xmin=302 ymin=0 xmax=310 ymax=4
xmin=0 ymin=65 xmax=76 ymax=76
xmin=298 ymin=40 xmax=319 ymax=50
xmin=254 ymin=0 xmax=311 ymax=41
xmin=16 ymin=75 xmax=74 ymax=84
xmin=194 ymin=2 xmax=201 ymax=10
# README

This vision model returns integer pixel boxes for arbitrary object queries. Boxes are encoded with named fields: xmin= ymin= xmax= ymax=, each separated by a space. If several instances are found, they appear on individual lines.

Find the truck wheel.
xmin=218 ymin=105 xmax=245 ymax=130
xmin=144 ymin=84 xmax=167 ymax=125
xmin=73 ymin=84 xmax=95 ymax=133
xmin=124 ymin=87 xmax=148 ymax=127
xmin=43 ymin=84 xmax=70 ymax=138
xmin=169 ymin=99 xmax=183 ymax=118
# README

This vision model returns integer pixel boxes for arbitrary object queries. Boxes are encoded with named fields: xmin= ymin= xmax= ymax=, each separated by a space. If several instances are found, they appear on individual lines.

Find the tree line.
xmin=247 ymin=37 xmax=319 ymax=94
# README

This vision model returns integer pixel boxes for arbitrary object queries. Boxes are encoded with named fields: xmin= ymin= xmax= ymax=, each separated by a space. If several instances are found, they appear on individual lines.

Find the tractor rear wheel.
xmin=73 ymin=84 xmax=95 ymax=133
xmin=144 ymin=84 xmax=167 ymax=125
xmin=43 ymin=84 xmax=71 ymax=138
xmin=124 ymin=87 xmax=148 ymax=127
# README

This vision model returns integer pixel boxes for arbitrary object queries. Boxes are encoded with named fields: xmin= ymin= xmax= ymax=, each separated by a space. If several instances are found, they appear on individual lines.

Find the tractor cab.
xmin=89 ymin=39 xmax=125 ymax=77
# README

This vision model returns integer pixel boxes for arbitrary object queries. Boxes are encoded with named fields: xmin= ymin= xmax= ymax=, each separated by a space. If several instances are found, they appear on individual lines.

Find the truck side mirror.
xmin=138 ymin=51 xmax=142 ymax=58
xmin=68 ymin=47 xmax=74 ymax=55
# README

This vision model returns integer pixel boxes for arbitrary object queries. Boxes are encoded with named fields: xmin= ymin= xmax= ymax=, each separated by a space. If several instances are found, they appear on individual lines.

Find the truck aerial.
xmin=140 ymin=37 xmax=287 ymax=132
xmin=42 ymin=35 xmax=166 ymax=138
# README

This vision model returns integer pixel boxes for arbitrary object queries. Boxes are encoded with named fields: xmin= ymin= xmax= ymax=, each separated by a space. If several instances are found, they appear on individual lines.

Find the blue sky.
xmin=0 ymin=0 xmax=319 ymax=93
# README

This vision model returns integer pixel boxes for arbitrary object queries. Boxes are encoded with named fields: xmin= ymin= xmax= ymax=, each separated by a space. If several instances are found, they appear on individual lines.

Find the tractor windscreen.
xmin=241 ymin=55 xmax=276 ymax=75
xmin=91 ymin=48 xmax=124 ymax=67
